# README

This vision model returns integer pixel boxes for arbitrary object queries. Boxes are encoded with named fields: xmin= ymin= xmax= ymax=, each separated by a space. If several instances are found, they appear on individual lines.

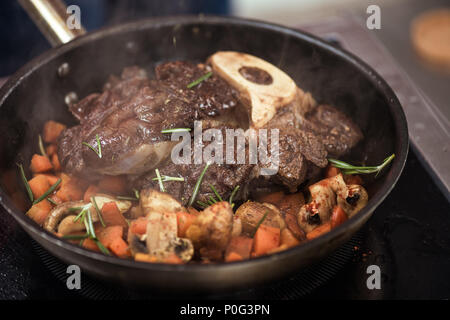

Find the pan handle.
xmin=18 ymin=0 xmax=86 ymax=46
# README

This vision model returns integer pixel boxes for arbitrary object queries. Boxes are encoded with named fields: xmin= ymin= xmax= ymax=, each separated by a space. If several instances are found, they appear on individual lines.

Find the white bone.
xmin=209 ymin=51 xmax=297 ymax=128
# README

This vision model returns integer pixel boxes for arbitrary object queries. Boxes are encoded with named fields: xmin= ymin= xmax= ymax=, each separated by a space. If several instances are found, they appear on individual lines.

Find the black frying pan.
xmin=0 ymin=2 xmax=408 ymax=294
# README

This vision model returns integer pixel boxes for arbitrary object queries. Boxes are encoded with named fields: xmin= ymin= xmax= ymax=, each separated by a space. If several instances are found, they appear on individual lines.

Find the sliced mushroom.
xmin=185 ymin=201 xmax=233 ymax=261
xmin=140 ymin=188 xmax=184 ymax=216
xmin=235 ymin=201 xmax=285 ymax=236
xmin=57 ymin=215 xmax=86 ymax=235
xmin=44 ymin=201 xmax=86 ymax=232
xmin=209 ymin=51 xmax=297 ymax=128
xmin=341 ymin=184 xmax=368 ymax=217
xmin=145 ymin=211 xmax=193 ymax=262
xmin=91 ymin=193 xmax=132 ymax=214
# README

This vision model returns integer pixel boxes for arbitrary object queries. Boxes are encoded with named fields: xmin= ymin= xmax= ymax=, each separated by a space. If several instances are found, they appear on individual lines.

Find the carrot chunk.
xmin=176 ymin=211 xmax=197 ymax=238
xmin=51 ymin=154 xmax=61 ymax=171
xmin=280 ymin=228 xmax=300 ymax=248
xmin=225 ymin=252 xmax=243 ymax=262
xmin=252 ymin=225 xmax=280 ymax=257
xmin=96 ymin=225 xmax=124 ymax=248
xmin=83 ymin=184 xmax=100 ymax=202
xmin=330 ymin=206 xmax=348 ymax=229
xmin=325 ymin=164 xmax=341 ymax=178
xmin=28 ymin=174 xmax=51 ymax=200
xmin=109 ymin=237 xmax=130 ymax=257
xmin=33 ymin=173 xmax=59 ymax=186
xmin=26 ymin=200 xmax=52 ymax=225
xmin=306 ymin=222 xmax=332 ymax=240
xmin=98 ymin=175 xmax=127 ymax=194
xmin=225 ymin=236 xmax=253 ymax=260
xmin=45 ymin=144 xmax=57 ymax=157
xmin=30 ymin=154 xmax=53 ymax=173
xmin=55 ymin=173 xmax=83 ymax=201
xmin=42 ymin=120 xmax=66 ymax=143
xmin=101 ymin=201 xmax=127 ymax=228
xmin=82 ymin=238 xmax=100 ymax=252
xmin=130 ymin=217 xmax=148 ymax=235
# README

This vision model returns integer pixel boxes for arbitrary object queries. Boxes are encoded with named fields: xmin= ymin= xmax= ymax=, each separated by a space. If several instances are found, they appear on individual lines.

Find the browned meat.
xmin=299 ymin=104 xmax=363 ymax=158
xmin=58 ymin=62 xmax=239 ymax=178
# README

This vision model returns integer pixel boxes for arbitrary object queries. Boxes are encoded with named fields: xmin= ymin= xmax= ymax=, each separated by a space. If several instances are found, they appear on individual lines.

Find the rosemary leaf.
xmin=38 ymin=135 xmax=47 ymax=158
xmin=252 ymin=211 xmax=269 ymax=237
xmin=116 ymin=196 xmax=139 ymax=201
xmin=17 ymin=163 xmax=33 ymax=202
xmin=209 ymin=184 xmax=223 ymax=202
xmin=91 ymin=196 xmax=105 ymax=227
xmin=82 ymin=134 xmax=102 ymax=159
xmin=188 ymin=162 xmax=210 ymax=207
xmin=161 ymin=128 xmax=192 ymax=134
xmin=229 ymin=185 xmax=240 ymax=205
xmin=187 ymin=71 xmax=212 ymax=89
xmin=94 ymin=239 xmax=111 ymax=255
xmin=155 ymin=168 xmax=165 ymax=192
xmin=33 ymin=178 xmax=61 ymax=205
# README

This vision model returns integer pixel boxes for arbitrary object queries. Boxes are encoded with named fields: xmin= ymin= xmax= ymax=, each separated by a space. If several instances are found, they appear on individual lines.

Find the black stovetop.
xmin=0 ymin=148 xmax=449 ymax=300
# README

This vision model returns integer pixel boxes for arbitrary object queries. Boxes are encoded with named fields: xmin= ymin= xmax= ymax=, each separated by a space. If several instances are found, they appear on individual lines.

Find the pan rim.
xmin=0 ymin=15 xmax=409 ymax=273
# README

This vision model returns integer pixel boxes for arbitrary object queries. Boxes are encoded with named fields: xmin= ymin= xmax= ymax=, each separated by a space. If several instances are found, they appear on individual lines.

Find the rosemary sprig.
xmin=47 ymin=198 xmax=58 ymax=205
xmin=151 ymin=175 xmax=185 ymax=182
xmin=38 ymin=135 xmax=47 ymax=158
xmin=161 ymin=128 xmax=192 ymax=134
xmin=188 ymin=162 xmax=210 ymax=207
xmin=328 ymin=154 xmax=395 ymax=177
xmin=209 ymin=184 xmax=223 ymax=202
xmin=82 ymin=134 xmax=102 ymax=159
xmin=116 ymin=196 xmax=139 ymax=201
xmin=91 ymin=196 xmax=106 ymax=227
xmin=187 ymin=71 xmax=213 ymax=89
xmin=196 ymin=200 xmax=209 ymax=209
xmin=155 ymin=168 xmax=165 ymax=192
xmin=33 ymin=178 xmax=61 ymax=205
xmin=229 ymin=185 xmax=240 ymax=208
xmin=252 ymin=211 xmax=269 ymax=237
xmin=133 ymin=188 xmax=140 ymax=200
xmin=17 ymin=163 xmax=33 ymax=202
xmin=62 ymin=234 xmax=89 ymax=240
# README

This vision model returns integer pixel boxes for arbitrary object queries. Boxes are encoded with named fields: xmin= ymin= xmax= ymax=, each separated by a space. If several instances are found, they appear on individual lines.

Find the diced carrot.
xmin=252 ymin=225 xmax=280 ymax=257
xmin=109 ymin=237 xmax=130 ymax=257
xmin=306 ymin=222 xmax=332 ymax=240
xmin=55 ymin=173 xmax=83 ymax=201
xmin=28 ymin=174 xmax=51 ymax=200
xmin=225 ymin=236 xmax=253 ymax=260
xmin=225 ymin=252 xmax=243 ymax=262
xmin=34 ymin=173 xmax=59 ymax=186
xmin=45 ymin=144 xmax=57 ymax=157
xmin=176 ymin=211 xmax=197 ymax=238
xmin=187 ymin=207 xmax=200 ymax=216
xmin=42 ymin=120 xmax=66 ymax=143
xmin=280 ymin=228 xmax=300 ymax=248
xmin=51 ymin=154 xmax=61 ymax=171
xmin=330 ymin=206 xmax=348 ymax=229
xmin=256 ymin=191 xmax=285 ymax=207
xmin=82 ymin=238 xmax=100 ymax=252
xmin=48 ymin=194 xmax=63 ymax=205
xmin=83 ymin=184 xmax=100 ymax=202
xmin=279 ymin=192 xmax=304 ymax=216
xmin=30 ymin=154 xmax=53 ymax=173
xmin=130 ymin=217 xmax=148 ymax=235
xmin=325 ymin=164 xmax=341 ymax=178
xmin=98 ymin=175 xmax=127 ymax=194
xmin=285 ymin=213 xmax=306 ymax=240
xmin=135 ymin=253 xmax=158 ymax=263
xmin=344 ymin=174 xmax=364 ymax=186
xmin=96 ymin=225 xmax=124 ymax=248
xmin=26 ymin=200 xmax=52 ymax=225
xmin=101 ymin=201 xmax=127 ymax=228
xmin=162 ymin=253 xmax=183 ymax=264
